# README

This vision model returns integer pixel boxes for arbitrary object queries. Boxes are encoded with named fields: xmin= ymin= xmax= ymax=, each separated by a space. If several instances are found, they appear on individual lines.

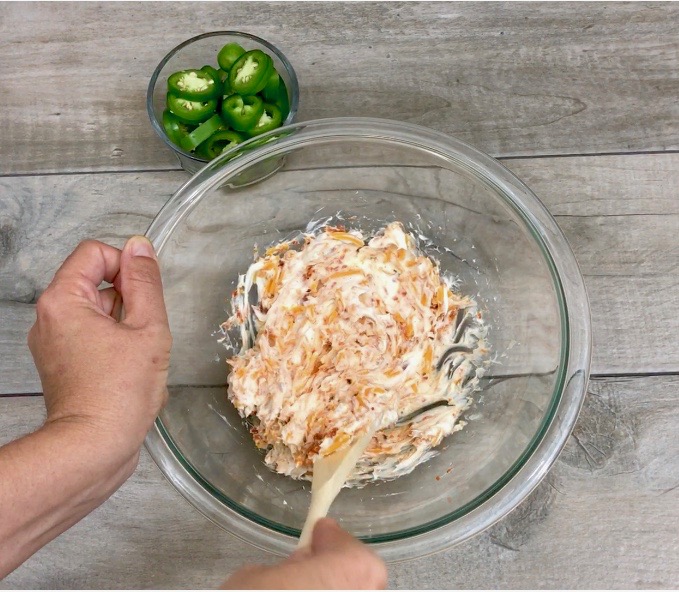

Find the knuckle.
xmin=35 ymin=289 xmax=58 ymax=318
xmin=68 ymin=239 xmax=101 ymax=263
xmin=77 ymin=238 xmax=97 ymax=250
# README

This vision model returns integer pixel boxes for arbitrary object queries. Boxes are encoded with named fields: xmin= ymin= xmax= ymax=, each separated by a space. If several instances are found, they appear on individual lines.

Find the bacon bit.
xmin=328 ymin=231 xmax=364 ymax=247
xmin=435 ymin=475 xmax=441 ymax=481
xmin=476 ymin=312 xmax=482 ymax=319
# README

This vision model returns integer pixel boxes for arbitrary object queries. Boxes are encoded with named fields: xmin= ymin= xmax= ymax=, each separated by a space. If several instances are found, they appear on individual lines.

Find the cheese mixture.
xmin=222 ymin=222 xmax=488 ymax=484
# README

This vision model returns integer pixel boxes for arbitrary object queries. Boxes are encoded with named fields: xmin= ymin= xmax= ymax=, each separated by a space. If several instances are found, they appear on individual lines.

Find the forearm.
xmin=0 ymin=420 xmax=136 ymax=578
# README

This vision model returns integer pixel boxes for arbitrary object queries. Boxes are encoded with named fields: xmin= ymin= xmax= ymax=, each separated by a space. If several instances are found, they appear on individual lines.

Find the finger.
xmin=311 ymin=518 xmax=362 ymax=553
xmin=286 ymin=546 xmax=313 ymax=563
xmin=54 ymin=240 xmax=122 ymax=288
xmin=115 ymin=236 xmax=168 ymax=328
xmin=97 ymin=286 xmax=123 ymax=319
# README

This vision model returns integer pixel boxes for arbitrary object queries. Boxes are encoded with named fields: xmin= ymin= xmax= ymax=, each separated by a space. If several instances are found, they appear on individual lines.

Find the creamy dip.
xmin=223 ymin=222 xmax=488 ymax=484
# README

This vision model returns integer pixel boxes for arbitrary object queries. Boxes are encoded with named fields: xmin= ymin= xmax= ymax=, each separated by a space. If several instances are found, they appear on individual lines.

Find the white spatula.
xmin=297 ymin=426 xmax=378 ymax=548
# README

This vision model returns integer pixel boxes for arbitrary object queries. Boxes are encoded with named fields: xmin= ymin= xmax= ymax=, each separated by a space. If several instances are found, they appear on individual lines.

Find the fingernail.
xmin=126 ymin=236 xmax=156 ymax=259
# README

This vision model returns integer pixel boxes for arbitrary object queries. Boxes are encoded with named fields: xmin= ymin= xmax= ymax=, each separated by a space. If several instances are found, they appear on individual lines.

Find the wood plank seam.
xmin=3 ymin=149 xmax=679 ymax=179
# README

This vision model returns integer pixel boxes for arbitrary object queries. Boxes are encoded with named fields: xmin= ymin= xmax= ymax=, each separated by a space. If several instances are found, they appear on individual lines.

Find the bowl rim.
xmin=144 ymin=117 xmax=592 ymax=562
xmin=146 ymin=30 xmax=300 ymax=165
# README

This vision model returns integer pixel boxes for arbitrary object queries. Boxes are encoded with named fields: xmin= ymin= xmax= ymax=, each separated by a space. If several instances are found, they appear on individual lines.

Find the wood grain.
xmin=1 ymin=153 xmax=678 ymax=394
xmin=1 ymin=374 xmax=677 ymax=588
xmin=1 ymin=2 xmax=679 ymax=175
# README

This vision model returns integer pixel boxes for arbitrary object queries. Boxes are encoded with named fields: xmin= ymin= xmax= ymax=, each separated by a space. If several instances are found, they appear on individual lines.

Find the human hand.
xmin=28 ymin=237 xmax=171 ymax=474
xmin=222 ymin=518 xmax=387 ymax=589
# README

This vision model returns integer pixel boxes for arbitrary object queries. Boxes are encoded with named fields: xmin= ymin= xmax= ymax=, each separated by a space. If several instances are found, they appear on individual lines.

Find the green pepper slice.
xmin=168 ymin=69 xmax=220 ymax=101
xmin=244 ymin=102 xmax=283 ymax=137
xmin=262 ymin=70 xmax=280 ymax=102
xmin=179 ymin=114 xmax=223 ymax=152
xmin=200 ymin=130 xmax=245 ymax=159
xmin=273 ymin=78 xmax=290 ymax=120
xmin=221 ymin=94 xmax=264 ymax=132
xmin=217 ymin=43 xmax=246 ymax=71
xmin=162 ymin=110 xmax=195 ymax=146
xmin=220 ymin=71 xmax=234 ymax=97
xmin=200 ymin=65 xmax=221 ymax=81
xmin=229 ymin=50 xmax=273 ymax=95
xmin=167 ymin=92 xmax=217 ymax=124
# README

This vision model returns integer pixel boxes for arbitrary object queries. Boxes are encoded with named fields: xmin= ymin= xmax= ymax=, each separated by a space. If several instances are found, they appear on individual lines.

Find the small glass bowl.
xmin=147 ymin=31 xmax=299 ymax=175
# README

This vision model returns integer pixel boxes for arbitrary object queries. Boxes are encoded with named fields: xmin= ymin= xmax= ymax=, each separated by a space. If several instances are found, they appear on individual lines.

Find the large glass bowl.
xmin=144 ymin=118 xmax=591 ymax=562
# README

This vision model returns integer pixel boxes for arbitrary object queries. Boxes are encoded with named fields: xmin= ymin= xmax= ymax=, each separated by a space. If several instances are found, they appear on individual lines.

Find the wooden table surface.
xmin=1 ymin=2 xmax=678 ymax=588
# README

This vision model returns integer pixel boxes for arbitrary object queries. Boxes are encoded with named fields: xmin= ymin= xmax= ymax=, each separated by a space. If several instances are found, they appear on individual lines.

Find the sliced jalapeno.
xmin=179 ymin=114 xmax=223 ymax=152
xmin=167 ymin=92 xmax=217 ymax=124
xmin=221 ymin=94 xmax=264 ymax=132
xmin=217 ymin=43 xmax=246 ymax=71
xmin=162 ymin=110 xmax=195 ymax=146
xmin=262 ymin=70 xmax=280 ymax=102
xmin=244 ymin=102 xmax=283 ymax=137
xmin=273 ymin=78 xmax=290 ymax=120
xmin=168 ymin=69 xmax=220 ymax=101
xmin=229 ymin=50 xmax=273 ymax=95
xmin=200 ymin=130 xmax=245 ymax=159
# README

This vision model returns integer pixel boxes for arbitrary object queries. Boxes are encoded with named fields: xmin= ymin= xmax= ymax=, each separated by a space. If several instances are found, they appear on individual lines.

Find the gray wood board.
xmin=1 ymin=153 xmax=678 ymax=394
xmin=1 ymin=374 xmax=677 ymax=589
xmin=2 ymin=2 xmax=679 ymax=175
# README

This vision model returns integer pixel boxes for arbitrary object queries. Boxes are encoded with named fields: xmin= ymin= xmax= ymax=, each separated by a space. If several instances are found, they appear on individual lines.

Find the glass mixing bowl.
xmin=144 ymin=118 xmax=591 ymax=562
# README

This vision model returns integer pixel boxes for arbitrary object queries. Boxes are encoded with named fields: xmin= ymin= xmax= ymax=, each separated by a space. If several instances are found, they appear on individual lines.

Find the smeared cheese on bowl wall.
xmin=223 ymin=222 xmax=488 ymax=485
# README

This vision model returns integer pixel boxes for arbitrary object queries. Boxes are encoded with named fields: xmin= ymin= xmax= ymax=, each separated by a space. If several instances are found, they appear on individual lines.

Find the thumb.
xmin=116 ymin=236 xmax=168 ymax=328
xmin=311 ymin=518 xmax=362 ymax=553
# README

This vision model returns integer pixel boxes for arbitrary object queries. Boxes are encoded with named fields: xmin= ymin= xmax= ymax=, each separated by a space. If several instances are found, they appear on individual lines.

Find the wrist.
xmin=40 ymin=418 xmax=139 ymax=496
xmin=0 ymin=420 xmax=139 ymax=577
